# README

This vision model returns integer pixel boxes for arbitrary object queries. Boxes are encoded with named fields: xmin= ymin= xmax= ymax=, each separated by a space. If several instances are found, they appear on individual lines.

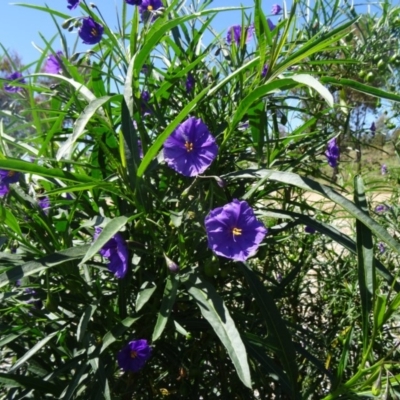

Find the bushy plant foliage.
xmin=1 ymin=0 xmax=400 ymax=398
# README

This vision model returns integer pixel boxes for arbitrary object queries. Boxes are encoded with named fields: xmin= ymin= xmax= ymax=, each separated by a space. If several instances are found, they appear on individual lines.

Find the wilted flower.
xmin=205 ymin=199 xmax=267 ymax=261
xmin=25 ymin=288 xmax=43 ymax=310
xmin=186 ymin=73 xmax=195 ymax=93
xmin=381 ymin=164 xmax=388 ymax=175
xmin=226 ymin=24 xmax=254 ymax=45
xmin=38 ymin=196 xmax=50 ymax=214
xmin=126 ymin=0 xmax=142 ymax=4
xmin=271 ymin=4 xmax=282 ymax=15
xmin=261 ymin=64 xmax=269 ymax=78
xmin=378 ymin=242 xmax=385 ymax=254
xmin=3 ymin=72 xmax=25 ymax=93
xmin=139 ymin=0 xmax=163 ymax=20
xmin=305 ymin=226 xmax=316 ymax=234
xmin=67 ymin=0 xmax=80 ymax=10
xmin=141 ymin=90 xmax=151 ymax=115
xmin=79 ymin=17 xmax=104 ymax=45
xmin=267 ymin=19 xmax=276 ymax=31
xmin=325 ymin=138 xmax=339 ymax=168
xmin=0 ymin=169 xmax=20 ymax=196
xmin=375 ymin=204 xmax=389 ymax=213
xmin=94 ymin=227 xmax=129 ymax=278
xmin=117 ymin=339 xmax=152 ymax=372
xmin=370 ymin=122 xmax=376 ymax=135
xmin=44 ymin=51 xmax=64 ymax=74
xmin=163 ymin=117 xmax=218 ymax=177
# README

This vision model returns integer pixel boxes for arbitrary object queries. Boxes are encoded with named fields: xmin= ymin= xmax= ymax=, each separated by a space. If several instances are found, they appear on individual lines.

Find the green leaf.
xmin=0 ymin=245 xmax=90 ymax=288
xmin=0 ymin=372 xmax=62 ymax=396
xmin=354 ymin=175 xmax=375 ymax=355
xmin=238 ymin=263 xmax=299 ymax=398
xmin=56 ymin=95 xmax=118 ymax=161
xmin=184 ymin=272 xmax=252 ymax=389
xmin=77 ymin=305 xmax=97 ymax=343
xmin=79 ymin=216 xmax=130 ymax=266
xmin=0 ymin=205 xmax=22 ymax=237
xmin=153 ymin=275 xmax=179 ymax=341
xmin=136 ymin=281 xmax=157 ymax=312
xmin=9 ymin=331 xmax=60 ymax=373
xmin=225 ymin=169 xmax=400 ymax=255
xmin=292 ymin=74 xmax=334 ymax=107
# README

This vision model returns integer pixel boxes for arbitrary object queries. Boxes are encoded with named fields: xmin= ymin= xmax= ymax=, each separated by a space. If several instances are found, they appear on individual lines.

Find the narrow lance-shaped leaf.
xmin=184 ymin=271 xmax=252 ymax=389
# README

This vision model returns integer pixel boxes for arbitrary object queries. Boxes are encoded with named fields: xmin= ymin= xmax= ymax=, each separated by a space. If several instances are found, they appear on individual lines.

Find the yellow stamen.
xmin=184 ymin=141 xmax=193 ymax=152
xmin=130 ymin=350 xmax=138 ymax=359
xmin=91 ymin=28 xmax=98 ymax=37
xmin=7 ymin=171 xmax=16 ymax=178
xmin=147 ymin=5 xmax=153 ymax=11
xmin=232 ymin=227 xmax=242 ymax=236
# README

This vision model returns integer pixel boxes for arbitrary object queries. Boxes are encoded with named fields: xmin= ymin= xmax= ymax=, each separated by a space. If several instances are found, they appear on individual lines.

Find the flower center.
xmin=232 ymin=227 xmax=242 ymax=236
xmin=130 ymin=350 xmax=138 ymax=359
xmin=91 ymin=28 xmax=98 ymax=37
xmin=147 ymin=5 xmax=153 ymax=11
xmin=185 ymin=141 xmax=194 ymax=152
xmin=7 ymin=171 xmax=16 ymax=178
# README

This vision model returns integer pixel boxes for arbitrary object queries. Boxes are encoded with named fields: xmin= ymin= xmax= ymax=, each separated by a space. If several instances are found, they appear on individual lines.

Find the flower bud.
xmin=164 ymin=254 xmax=179 ymax=274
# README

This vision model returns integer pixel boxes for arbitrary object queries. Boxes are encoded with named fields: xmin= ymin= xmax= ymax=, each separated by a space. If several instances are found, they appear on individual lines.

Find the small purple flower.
xmin=67 ymin=0 xmax=80 ymax=10
xmin=137 ymin=140 xmax=144 ymax=159
xmin=186 ymin=73 xmax=195 ymax=93
xmin=325 ymin=138 xmax=339 ymax=168
xmin=375 ymin=204 xmax=389 ymax=213
xmin=261 ymin=64 xmax=269 ymax=78
xmin=25 ymin=288 xmax=43 ymax=310
xmin=78 ymin=17 xmax=104 ymax=45
xmin=139 ymin=0 xmax=163 ymax=20
xmin=126 ymin=0 xmax=142 ymax=4
xmin=267 ymin=19 xmax=276 ymax=31
xmin=205 ymin=199 xmax=267 ymax=261
xmin=163 ymin=117 xmax=218 ymax=177
xmin=3 ymin=72 xmax=26 ymax=93
xmin=94 ymin=227 xmax=129 ymax=279
xmin=370 ymin=122 xmax=376 ymax=135
xmin=118 ymin=339 xmax=152 ymax=372
xmin=44 ymin=51 xmax=64 ymax=74
xmin=378 ymin=242 xmax=385 ymax=254
xmin=305 ymin=226 xmax=316 ymax=234
xmin=226 ymin=24 xmax=254 ymax=45
xmin=381 ymin=164 xmax=387 ymax=175
xmin=0 ymin=169 xmax=20 ymax=197
xmin=271 ymin=4 xmax=282 ymax=15
xmin=38 ymin=196 xmax=50 ymax=214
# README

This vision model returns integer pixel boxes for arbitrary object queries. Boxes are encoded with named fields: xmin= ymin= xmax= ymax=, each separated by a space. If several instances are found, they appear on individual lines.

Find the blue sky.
xmin=1 ymin=0 xmax=272 ymax=66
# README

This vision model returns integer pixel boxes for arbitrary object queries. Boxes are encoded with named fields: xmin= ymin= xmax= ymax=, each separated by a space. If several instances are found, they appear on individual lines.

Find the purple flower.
xmin=79 ymin=17 xmax=104 ymax=45
xmin=370 ymin=122 xmax=376 ymax=135
xmin=261 ymin=64 xmax=269 ymax=78
xmin=325 ymin=138 xmax=339 ymax=168
xmin=126 ymin=0 xmax=142 ymax=4
xmin=271 ymin=4 xmax=282 ymax=15
xmin=44 ymin=51 xmax=64 ymax=74
xmin=163 ymin=117 xmax=218 ymax=177
xmin=381 ymin=164 xmax=388 ymax=175
xmin=25 ymin=288 xmax=43 ymax=310
xmin=164 ymin=254 xmax=180 ymax=274
xmin=139 ymin=0 xmax=163 ymax=20
xmin=375 ymin=204 xmax=389 ymax=213
xmin=186 ymin=73 xmax=195 ymax=93
xmin=378 ymin=242 xmax=385 ymax=254
xmin=137 ymin=140 xmax=144 ymax=159
xmin=118 ymin=339 xmax=152 ymax=372
xmin=3 ymin=72 xmax=25 ymax=93
xmin=94 ymin=227 xmax=129 ymax=279
xmin=226 ymin=24 xmax=254 ymax=45
xmin=267 ymin=19 xmax=276 ymax=31
xmin=38 ymin=196 xmax=50 ymax=214
xmin=0 ymin=169 xmax=20 ymax=197
xmin=67 ymin=0 xmax=80 ymax=10
xmin=305 ymin=226 xmax=316 ymax=234
xmin=204 ymin=199 xmax=267 ymax=261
